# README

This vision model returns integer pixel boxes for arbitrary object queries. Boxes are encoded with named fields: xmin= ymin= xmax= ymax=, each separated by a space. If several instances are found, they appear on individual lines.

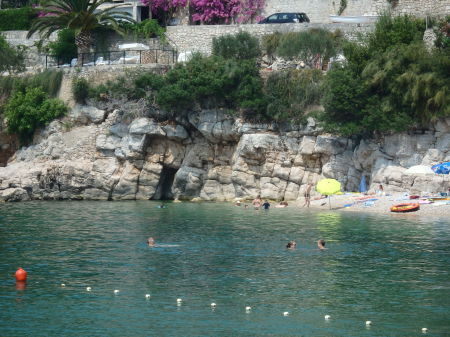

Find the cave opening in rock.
xmin=152 ymin=166 xmax=178 ymax=200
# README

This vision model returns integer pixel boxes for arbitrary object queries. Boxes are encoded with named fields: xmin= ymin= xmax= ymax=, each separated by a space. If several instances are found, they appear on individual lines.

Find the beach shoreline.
xmin=291 ymin=193 xmax=450 ymax=219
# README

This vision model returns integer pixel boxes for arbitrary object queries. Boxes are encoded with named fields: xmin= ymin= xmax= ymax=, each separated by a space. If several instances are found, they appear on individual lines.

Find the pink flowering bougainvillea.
xmin=140 ymin=0 xmax=264 ymax=24
xmin=140 ymin=0 xmax=187 ymax=14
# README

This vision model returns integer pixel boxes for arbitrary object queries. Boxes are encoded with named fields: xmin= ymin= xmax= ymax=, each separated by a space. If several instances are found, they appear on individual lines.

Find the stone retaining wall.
xmin=263 ymin=0 xmax=449 ymax=22
xmin=166 ymin=23 xmax=374 ymax=54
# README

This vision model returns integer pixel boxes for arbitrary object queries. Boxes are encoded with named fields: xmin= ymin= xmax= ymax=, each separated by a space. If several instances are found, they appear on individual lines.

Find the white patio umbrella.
xmin=404 ymin=165 xmax=435 ymax=175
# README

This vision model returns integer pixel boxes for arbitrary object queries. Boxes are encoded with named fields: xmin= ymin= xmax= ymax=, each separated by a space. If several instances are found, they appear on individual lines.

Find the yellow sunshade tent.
xmin=316 ymin=178 xmax=341 ymax=209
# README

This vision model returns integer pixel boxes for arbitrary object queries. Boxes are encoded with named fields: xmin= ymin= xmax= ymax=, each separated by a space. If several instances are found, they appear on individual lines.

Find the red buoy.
xmin=15 ymin=268 xmax=27 ymax=281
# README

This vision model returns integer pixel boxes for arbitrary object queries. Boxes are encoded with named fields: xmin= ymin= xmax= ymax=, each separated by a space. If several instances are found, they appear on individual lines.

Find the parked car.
xmin=258 ymin=12 xmax=310 ymax=24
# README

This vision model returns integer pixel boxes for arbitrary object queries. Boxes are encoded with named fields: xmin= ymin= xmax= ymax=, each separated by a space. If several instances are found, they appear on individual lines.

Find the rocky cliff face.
xmin=0 ymin=106 xmax=449 ymax=202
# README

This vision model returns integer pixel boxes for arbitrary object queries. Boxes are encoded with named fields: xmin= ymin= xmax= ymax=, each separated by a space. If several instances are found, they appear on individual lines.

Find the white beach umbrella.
xmin=404 ymin=165 xmax=435 ymax=175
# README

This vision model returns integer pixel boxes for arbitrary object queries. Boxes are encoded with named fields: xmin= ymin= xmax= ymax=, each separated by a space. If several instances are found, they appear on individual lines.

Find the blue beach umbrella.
xmin=431 ymin=162 xmax=450 ymax=175
xmin=359 ymin=176 xmax=367 ymax=193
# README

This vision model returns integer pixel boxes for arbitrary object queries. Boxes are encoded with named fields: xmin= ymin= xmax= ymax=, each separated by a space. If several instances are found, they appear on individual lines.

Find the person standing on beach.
xmin=376 ymin=184 xmax=384 ymax=196
xmin=303 ymin=184 xmax=313 ymax=207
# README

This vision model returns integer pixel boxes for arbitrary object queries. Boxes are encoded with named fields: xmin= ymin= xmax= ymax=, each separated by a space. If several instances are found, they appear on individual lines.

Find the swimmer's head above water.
xmin=147 ymin=237 xmax=155 ymax=246
xmin=286 ymin=240 xmax=296 ymax=249
xmin=318 ymin=239 xmax=326 ymax=250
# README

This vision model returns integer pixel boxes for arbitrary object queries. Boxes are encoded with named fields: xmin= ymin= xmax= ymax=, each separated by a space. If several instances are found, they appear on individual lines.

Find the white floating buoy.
xmin=325 ymin=315 xmax=331 ymax=320
xmin=114 ymin=289 xmax=120 ymax=294
xmin=211 ymin=302 xmax=216 ymax=307
xmin=422 ymin=328 xmax=428 ymax=333
xmin=61 ymin=283 xmax=66 ymax=287
xmin=177 ymin=298 xmax=182 ymax=304
xmin=145 ymin=294 xmax=151 ymax=299
xmin=86 ymin=287 xmax=92 ymax=291
xmin=365 ymin=321 xmax=372 ymax=326
xmin=283 ymin=311 xmax=289 ymax=316
xmin=245 ymin=306 xmax=252 ymax=313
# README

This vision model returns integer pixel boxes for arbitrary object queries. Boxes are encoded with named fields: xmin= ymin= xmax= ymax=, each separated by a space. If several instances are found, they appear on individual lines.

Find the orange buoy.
xmin=15 ymin=268 xmax=27 ymax=281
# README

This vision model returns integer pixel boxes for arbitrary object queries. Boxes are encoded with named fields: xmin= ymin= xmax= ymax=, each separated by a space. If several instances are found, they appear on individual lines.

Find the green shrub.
xmin=72 ymin=77 xmax=90 ymax=104
xmin=0 ymin=35 xmax=25 ymax=74
xmin=0 ymin=70 xmax=63 ymax=113
xmin=321 ymin=66 xmax=368 ymax=135
xmin=89 ymin=74 xmax=139 ymax=101
xmin=262 ymin=32 xmax=281 ymax=59
xmin=277 ymin=28 xmax=337 ymax=67
xmin=133 ymin=72 xmax=165 ymax=99
xmin=265 ymin=69 xmax=324 ymax=122
xmin=434 ymin=15 xmax=450 ymax=50
xmin=121 ymin=19 xmax=165 ymax=39
xmin=318 ymin=13 xmax=445 ymax=137
xmin=47 ymin=29 xmax=77 ymax=64
xmin=6 ymin=70 xmax=64 ymax=99
xmin=321 ymin=41 xmax=450 ymax=136
xmin=212 ymin=31 xmax=261 ymax=60
xmin=0 ymin=7 xmax=37 ymax=31
xmin=156 ymin=54 xmax=266 ymax=119
xmin=5 ymin=86 xmax=67 ymax=143
xmin=367 ymin=13 xmax=426 ymax=54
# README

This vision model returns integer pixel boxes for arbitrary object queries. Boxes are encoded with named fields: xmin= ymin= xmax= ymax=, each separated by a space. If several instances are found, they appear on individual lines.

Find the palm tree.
xmin=27 ymin=0 xmax=134 ymax=57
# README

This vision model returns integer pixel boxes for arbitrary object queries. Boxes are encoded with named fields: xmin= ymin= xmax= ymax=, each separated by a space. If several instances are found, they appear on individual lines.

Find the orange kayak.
xmin=390 ymin=203 xmax=420 ymax=213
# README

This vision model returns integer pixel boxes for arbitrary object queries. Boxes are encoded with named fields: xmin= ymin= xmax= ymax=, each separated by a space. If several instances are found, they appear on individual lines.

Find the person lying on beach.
xmin=275 ymin=201 xmax=288 ymax=208
xmin=317 ymin=239 xmax=326 ymax=250
xmin=286 ymin=241 xmax=297 ymax=249
xmin=147 ymin=237 xmax=156 ymax=247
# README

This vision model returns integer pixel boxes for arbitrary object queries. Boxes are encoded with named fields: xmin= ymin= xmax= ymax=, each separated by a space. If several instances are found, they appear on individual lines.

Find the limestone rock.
xmin=129 ymin=117 xmax=165 ymax=136
xmin=436 ymin=134 xmax=450 ymax=153
xmin=188 ymin=109 xmax=239 ymax=143
xmin=71 ymin=104 xmax=106 ymax=124
xmin=162 ymin=124 xmax=189 ymax=141
xmin=172 ymin=166 xmax=205 ymax=198
xmin=82 ymin=188 xmax=109 ymax=200
xmin=96 ymin=134 xmax=122 ymax=151
xmin=0 ymin=103 xmax=449 ymax=202
xmin=111 ymin=162 xmax=141 ymax=200
xmin=136 ymin=162 xmax=162 ymax=200
xmin=314 ymin=135 xmax=349 ymax=155
xmin=300 ymin=136 xmax=316 ymax=155
xmin=0 ymin=188 xmax=30 ymax=202
xmin=109 ymin=123 xmax=129 ymax=138
xmin=382 ymin=134 xmax=416 ymax=158
xmin=421 ymin=149 xmax=444 ymax=166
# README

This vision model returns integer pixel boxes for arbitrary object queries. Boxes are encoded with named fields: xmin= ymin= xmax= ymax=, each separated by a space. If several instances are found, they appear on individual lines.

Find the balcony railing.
xmin=45 ymin=48 xmax=178 ymax=68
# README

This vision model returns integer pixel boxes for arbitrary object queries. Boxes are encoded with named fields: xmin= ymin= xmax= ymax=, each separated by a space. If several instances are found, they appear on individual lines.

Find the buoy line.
xmin=45 ymin=282 xmax=430 ymax=331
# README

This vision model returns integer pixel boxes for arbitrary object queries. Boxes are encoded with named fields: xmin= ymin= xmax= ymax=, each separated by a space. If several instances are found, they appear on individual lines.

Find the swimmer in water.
xmin=317 ymin=239 xmax=326 ymax=250
xmin=286 ymin=240 xmax=297 ymax=249
xmin=147 ymin=237 xmax=156 ymax=247
xmin=252 ymin=195 xmax=262 ymax=209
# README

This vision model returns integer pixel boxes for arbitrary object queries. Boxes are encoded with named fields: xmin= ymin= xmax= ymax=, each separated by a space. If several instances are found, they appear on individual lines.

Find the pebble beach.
xmin=304 ymin=193 xmax=450 ymax=219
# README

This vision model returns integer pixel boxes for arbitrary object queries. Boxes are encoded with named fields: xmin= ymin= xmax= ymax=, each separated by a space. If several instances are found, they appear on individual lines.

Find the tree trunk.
xmin=75 ymin=31 xmax=93 ymax=66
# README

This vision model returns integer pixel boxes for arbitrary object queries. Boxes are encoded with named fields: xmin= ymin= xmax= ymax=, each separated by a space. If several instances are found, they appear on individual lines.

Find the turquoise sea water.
xmin=0 ymin=201 xmax=449 ymax=337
